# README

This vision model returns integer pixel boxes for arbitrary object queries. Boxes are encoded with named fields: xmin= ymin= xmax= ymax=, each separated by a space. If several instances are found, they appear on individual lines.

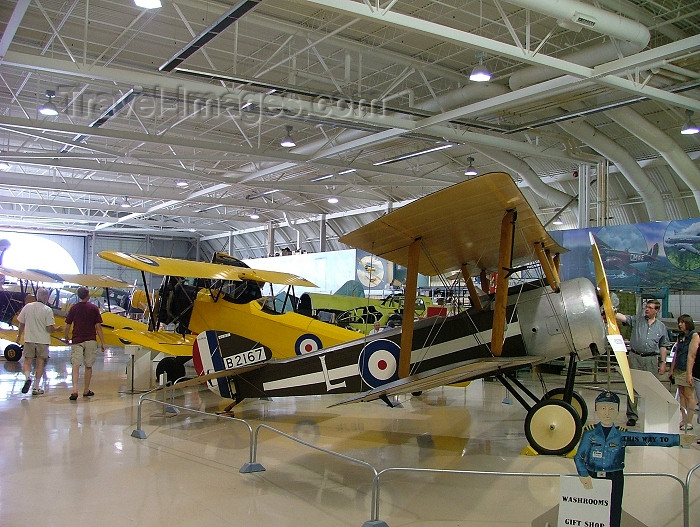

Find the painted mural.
xmin=551 ymin=218 xmax=700 ymax=291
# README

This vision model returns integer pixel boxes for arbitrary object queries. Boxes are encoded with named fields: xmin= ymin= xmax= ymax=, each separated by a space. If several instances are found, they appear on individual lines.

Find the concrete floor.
xmin=1 ymin=345 xmax=699 ymax=526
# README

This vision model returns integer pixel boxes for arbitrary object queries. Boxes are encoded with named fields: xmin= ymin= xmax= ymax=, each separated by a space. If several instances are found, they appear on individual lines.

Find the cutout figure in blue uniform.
xmin=574 ymin=391 xmax=695 ymax=527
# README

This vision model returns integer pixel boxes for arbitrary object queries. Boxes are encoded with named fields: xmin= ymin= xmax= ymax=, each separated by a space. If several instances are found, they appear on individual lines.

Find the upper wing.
xmin=330 ymin=356 xmax=544 ymax=406
xmin=58 ymin=274 xmax=132 ymax=289
xmin=0 ymin=266 xmax=57 ymax=283
xmin=339 ymin=172 xmax=566 ymax=277
xmin=98 ymin=251 xmax=316 ymax=287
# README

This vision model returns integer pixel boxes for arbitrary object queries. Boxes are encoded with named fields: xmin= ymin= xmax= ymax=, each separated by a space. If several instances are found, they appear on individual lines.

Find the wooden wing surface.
xmin=339 ymin=172 xmax=566 ymax=277
xmin=98 ymin=251 xmax=316 ymax=287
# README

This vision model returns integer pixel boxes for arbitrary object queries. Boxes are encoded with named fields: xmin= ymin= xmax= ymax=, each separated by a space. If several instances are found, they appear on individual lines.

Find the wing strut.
xmin=491 ymin=210 xmax=516 ymax=357
xmin=479 ymin=270 xmax=488 ymax=294
xmin=398 ymin=238 xmax=420 ymax=378
xmin=461 ymin=264 xmax=483 ymax=312
xmin=534 ymin=243 xmax=560 ymax=292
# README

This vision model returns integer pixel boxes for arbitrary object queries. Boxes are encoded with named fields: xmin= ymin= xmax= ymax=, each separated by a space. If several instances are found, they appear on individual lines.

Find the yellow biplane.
xmin=0 ymin=267 xmax=133 ymax=360
xmin=297 ymin=281 xmax=434 ymax=333
xmin=97 ymin=251 xmax=362 ymax=382
xmin=179 ymin=172 xmax=633 ymax=455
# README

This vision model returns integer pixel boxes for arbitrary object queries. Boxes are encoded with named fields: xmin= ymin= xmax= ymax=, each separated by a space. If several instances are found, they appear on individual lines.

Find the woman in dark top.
xmin=686 ymin=315 xmax=700 ymax=442
xmin=670 ymin=314 xmax=699 ymax=430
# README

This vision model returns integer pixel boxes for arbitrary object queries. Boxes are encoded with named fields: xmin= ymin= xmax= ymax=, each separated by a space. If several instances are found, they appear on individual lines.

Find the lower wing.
xmin=330 ymin=356 xmax=545 ymax=406
xmin=112 ymin=328 xmax=196 ymax=356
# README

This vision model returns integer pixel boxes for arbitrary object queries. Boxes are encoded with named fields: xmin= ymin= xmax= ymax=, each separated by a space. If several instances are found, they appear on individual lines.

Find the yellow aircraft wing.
xmin=98 ymin=251 xmax=317 ymax=287
xmin=331 ymin=356 xmax=544 ymax=406
xmin=112 ymin=328 xmax=196 ymax=357
xmin=0 ymin=266 xmax=57 ymax=283
xmin=339 ymin=172 xmax=567 ymax=277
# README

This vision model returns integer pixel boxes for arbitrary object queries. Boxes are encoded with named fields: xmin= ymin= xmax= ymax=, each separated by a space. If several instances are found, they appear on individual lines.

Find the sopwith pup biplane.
xmin=163 ymin=173 xmax=634 ymax=455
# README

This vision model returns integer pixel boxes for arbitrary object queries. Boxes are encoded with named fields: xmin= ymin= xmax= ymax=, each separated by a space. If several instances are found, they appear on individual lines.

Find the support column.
xmin=319 ymin=214 xmax=327 ymax=253
xmin=267 ymin=221 xmax=275 ymax=257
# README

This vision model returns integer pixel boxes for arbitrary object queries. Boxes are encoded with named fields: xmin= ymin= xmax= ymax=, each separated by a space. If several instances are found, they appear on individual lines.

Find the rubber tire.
xmin=4 ymin=343 xmax=23 ymax=362
xmin=542 ymin=388 xmax=588 ymax=425
xmin=155 ymin=356 xmax=186 ymax=385
xmin=524 ymin=399 xmax=582 ymax=456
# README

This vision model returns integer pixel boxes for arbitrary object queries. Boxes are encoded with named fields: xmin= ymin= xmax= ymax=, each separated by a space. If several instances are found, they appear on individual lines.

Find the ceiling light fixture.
xmin=373 ymin=143 xmax=454 ymax=166
xmin=176 ymin=180 xmax=189 ymax=187
xmin=120 ymin=197 xmax=131 ymax=208
xmin=681 ymin=109 xmax=699 ymax=135
xmin=246 ymin=189 xmax=278 ymax=200
xmin=553 ymin=216 xmax=564 ymax=226
xmin=327 ymin=196 xmax=339 ymax=204
xmin=249 ymin=210 xmax=260 ymax=219
xmin=310 ymin=174 xmax=334 ymax=182
xmin=39 ymin=89 xmax=59 ymax=116
xmin=159 ymin=0 xmax=258 ymax=71
xmin=280 ymin=125 xmax=296 ymax=148
xmin=464 ymin=156 xmax=478 ymax=176
xmin=469 ymin=51 xmax=491 ymax=82
xmin=134 ymin=0 xmax=162 ymax=9
xmin=59 ymin=86 xmax=143 ymax=154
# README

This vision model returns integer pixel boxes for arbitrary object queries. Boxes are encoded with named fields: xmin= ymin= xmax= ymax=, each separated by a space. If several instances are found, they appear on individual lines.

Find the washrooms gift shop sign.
xmin=557 ymin=476 xmax=611 ymax=527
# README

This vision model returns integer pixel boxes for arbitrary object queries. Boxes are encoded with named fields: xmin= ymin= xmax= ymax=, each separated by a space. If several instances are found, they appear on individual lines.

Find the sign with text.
xmin=557 ymin=475 xmax=611 ymax=527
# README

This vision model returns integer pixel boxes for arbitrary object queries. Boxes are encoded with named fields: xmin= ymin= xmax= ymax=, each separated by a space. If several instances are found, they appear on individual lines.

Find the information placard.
xmin=557 ymin=475 xmax=611 ymax=527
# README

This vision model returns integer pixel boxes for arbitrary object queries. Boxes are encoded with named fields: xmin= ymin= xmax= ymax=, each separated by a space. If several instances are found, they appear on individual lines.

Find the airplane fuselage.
xmin=195 ymin=277 xmax=605 ymax=401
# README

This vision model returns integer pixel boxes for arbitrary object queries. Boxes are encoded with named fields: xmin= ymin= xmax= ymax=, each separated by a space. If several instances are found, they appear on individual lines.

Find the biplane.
xmin=0 ymin=267 xmax=133 ymax=361
xmin=97 ymin=251 xmax=362 ymax=383
xmin=178 ymin=173 xmax=633 ymax=456
xmin=297 ymin=280 xmax=433 ymax=333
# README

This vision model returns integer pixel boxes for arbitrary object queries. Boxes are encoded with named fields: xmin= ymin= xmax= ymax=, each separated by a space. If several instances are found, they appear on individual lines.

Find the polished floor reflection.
xmin=1 ymin=346 xmax=699 ymax=526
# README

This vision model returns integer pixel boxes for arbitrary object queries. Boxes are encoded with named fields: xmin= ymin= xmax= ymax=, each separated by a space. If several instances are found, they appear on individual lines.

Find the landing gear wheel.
xmin=525 ymin=399 xmax=582 ymax=456
xmin=4 ymin=343 xmax=23 ymax=362
xmin=155 ymin=356 xmax=186 ymax=385
xmin=542 ymin=388 xmax=588 ymax=425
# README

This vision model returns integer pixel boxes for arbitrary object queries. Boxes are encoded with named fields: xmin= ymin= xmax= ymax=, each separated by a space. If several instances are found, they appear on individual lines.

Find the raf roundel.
xmin=359 ymin=339 xmax=401 ymax=388
xmin=295 ymin=334 xmax=323 ymax=355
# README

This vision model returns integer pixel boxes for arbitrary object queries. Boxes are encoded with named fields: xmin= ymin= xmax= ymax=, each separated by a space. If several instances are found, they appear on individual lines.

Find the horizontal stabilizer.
xmin=167 ymin=362 xmax=267 ymax=391
xmin=330 ymin=355 xmax=544 ymax=406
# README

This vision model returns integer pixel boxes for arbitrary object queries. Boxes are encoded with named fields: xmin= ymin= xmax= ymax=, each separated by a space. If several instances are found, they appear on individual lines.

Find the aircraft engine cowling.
xmin=515 ymin=277 xmax=605 ymax=361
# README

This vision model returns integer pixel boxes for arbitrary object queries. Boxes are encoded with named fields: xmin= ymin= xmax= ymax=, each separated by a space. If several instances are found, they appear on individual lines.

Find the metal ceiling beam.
xmin=0 ymin=52 xmax=581 ymax=162
xmin=299 ymin=0 xmax=700 ymax=112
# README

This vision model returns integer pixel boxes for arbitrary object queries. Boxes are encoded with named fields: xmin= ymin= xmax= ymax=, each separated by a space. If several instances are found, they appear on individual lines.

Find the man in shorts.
xmin=16 ymin=287 xmax=61 ymax=395
xmin=64 ymin=286 xmax=105 ymax=401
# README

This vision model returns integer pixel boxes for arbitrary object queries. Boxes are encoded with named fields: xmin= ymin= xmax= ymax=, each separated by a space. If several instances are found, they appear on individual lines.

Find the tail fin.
xmin=193 ymin=331 xmax=235 ymax=399
xmin=649 ymin=243 xmax=659 ymax=258
xmin=193 ymin=330 xmax=272 ymax=399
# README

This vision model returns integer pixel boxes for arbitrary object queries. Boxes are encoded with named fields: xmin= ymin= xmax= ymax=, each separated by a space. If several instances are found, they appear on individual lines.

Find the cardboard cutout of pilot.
xmin=574 ymin=391 xmax=695 ymax=527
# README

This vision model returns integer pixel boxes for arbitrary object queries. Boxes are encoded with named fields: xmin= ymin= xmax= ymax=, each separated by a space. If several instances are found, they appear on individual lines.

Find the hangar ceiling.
xmin=0 ymin=0 xmax=698 ymax=258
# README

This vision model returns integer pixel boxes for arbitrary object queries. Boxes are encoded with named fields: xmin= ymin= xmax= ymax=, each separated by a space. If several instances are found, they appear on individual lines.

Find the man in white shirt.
xmin=16 ymin=288 xmax=61 ymax=395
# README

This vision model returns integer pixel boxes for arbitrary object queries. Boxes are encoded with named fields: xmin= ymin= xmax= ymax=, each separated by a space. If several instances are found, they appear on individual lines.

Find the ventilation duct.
xmin=505 ymin=0 xmax=650 ymax=48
